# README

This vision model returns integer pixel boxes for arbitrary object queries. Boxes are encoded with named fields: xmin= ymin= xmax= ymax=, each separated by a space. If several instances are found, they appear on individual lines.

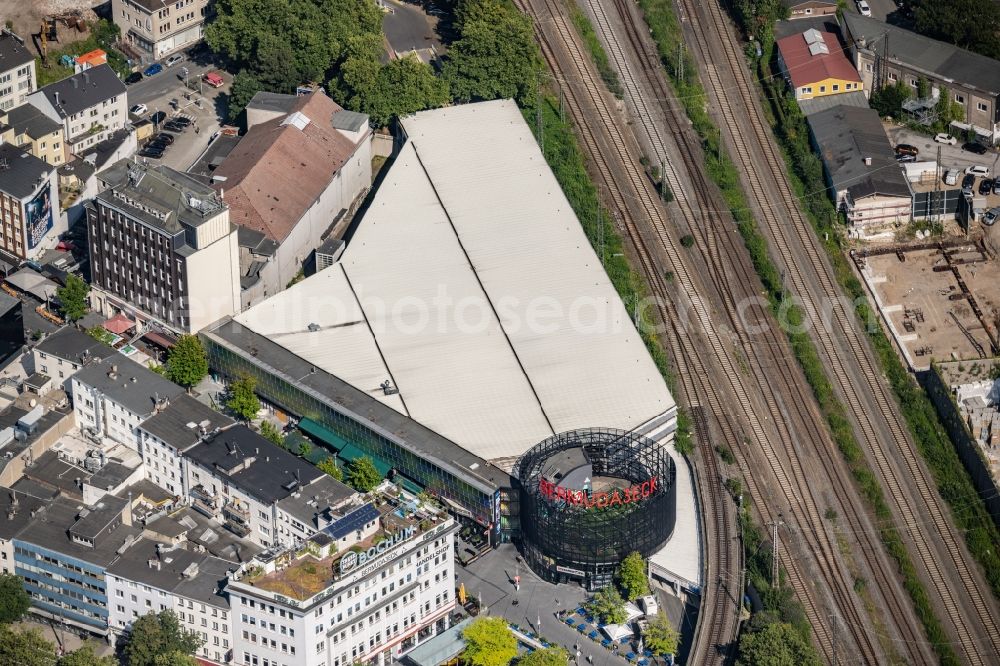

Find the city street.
xmin=885 ymin=125 xmax=1000 ymax=173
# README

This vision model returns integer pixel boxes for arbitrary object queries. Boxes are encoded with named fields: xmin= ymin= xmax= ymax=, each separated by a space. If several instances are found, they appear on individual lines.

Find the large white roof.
xmin=235 ymin=100 xmax=676 ymax=463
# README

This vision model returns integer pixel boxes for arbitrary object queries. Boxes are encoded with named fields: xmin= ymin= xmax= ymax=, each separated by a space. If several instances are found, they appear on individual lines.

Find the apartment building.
xmin=26 ymin=64 xmax=128 ymax=155
xmin=228 ymin=494 xmax=458 ymax=666
xmin=113 ymin=0 xmax=210 ymax=61
xmin=843 ymin=13 xmax=1000 ymax=143
xmin=107 ymin=537 xmax=234 ymax=665
xmin=87 ymin=159 xmax=241 ymax=334
xmin=33 ymin=326 xmax=117 ymax=391
xmin=0 ymin=142 xmax=63 ymax=260
xmin=0 ymin=30 xmax=36 ymax=112
xmin=0 ymin=487 xmax=46 ymax=575
xmin=71 ymin=355 xmax=185 ymax=449
xmin=0 ymin=103 xmax=65 ymax=166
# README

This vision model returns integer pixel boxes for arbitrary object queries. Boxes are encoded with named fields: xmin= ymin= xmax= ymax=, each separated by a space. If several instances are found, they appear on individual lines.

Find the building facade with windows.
xmin=106 ymin=537 xmax=235 ymax=665
xmin=33 ymin=327 xmax=116 ymax=391
xmin=0 ymin=103 xmax=65 ymax=166
xmin=0 ymin=30 xmax=36 ymax=112
xmin=87 ymin=159 xmax=241 ymax=334
xmin=71 ymin=355 xmax=185 ymax=449
xmin=0 ymin=142 xmax=63 ymax=260
xmin=843 ymin=13 xmax=1000 ymax=143
xmin=228 ymin=494 xmax=458 ymax=666
xmin=26 ymin=65 xmax=127 ymax=156
xmin=112 ymin=0 xmax=210 ymax=61
xmin=777 ymin=28 xmax=864 ymax=101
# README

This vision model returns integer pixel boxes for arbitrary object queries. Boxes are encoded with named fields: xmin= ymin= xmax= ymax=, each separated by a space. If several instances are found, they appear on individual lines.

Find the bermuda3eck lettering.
xmin=537 ymin=476 xmax=659 ymax=508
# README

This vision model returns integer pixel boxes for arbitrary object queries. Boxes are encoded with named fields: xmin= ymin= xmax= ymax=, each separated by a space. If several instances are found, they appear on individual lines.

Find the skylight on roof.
xmin=808 ymin=42 xmax=830 ymax=56
xmin=281 ymin=111 xmax=311 ymax=131
xmin=803 ymin=28 xmax=823 ymax=44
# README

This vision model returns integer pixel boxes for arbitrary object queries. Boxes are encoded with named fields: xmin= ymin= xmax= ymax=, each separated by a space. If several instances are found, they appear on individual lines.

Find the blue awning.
xmin=299 ymin=418 xmax=351 ymax=452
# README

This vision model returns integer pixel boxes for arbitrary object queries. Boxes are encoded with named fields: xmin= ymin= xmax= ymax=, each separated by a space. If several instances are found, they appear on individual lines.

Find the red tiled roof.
xmin=777 ymin=31 xmax=861 ymax=90
xmin=213 ymin=91 xmax=364 ymax=243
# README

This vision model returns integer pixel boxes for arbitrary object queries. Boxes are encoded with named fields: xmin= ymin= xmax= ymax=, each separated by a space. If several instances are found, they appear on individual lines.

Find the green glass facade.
xmin=204 ymin=335 xmax=501 ymax=526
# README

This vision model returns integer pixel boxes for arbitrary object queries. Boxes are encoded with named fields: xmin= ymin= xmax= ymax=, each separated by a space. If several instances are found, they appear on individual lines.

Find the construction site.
xmin=855 ymin=240 xmax=1000 ymax=371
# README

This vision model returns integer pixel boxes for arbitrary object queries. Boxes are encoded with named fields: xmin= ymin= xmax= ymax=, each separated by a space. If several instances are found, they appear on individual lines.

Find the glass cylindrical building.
xmin=515 ymin=428 xmax=676 ymax=590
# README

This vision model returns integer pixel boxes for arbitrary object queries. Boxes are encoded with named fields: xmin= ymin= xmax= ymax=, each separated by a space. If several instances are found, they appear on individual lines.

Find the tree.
xmin=518 ymin=646 xmax=569 ymax=666
xmin=0 ymin=573 xmax=29 ymax=623
xmin=317 ymin=456 xmax=344 ymax=481
xmin=166 ymin=335 xmax=209 ymax=389
xmin=736 ymin=622 xmax=820 ymax=666
xmin=56 ymin=274 xmax=90 ymax=322
xmin=642 ymin=612 xmax=679 ymax=656
xmin=869 ymin=80 xmax=912 ymax=119
xmin=152 ymin=651 xmax=200 ymax=666
xmin=617 ymin=551 xmax=649 ymax=600
xmin=916 ymin=76 xmax=930 ymax=100
xmin=0 ymin=625 xmax=57 ymax=666
xmin=587 ymin=586 xmax=627 ymax=625
xmin=259 ymin=420 xmax=283 ymax=446
xmin=296 ymin=439 xmax=312 ymax=458
xmin=346 ymin=456 xmax=382 ymax=492
xmin=87 ymin=326 xmax=116 ymax=345
xmin=912 ymin=0 xmax=1000 ymax=59
xmin=123 ymin=610 xmax=203 ymax=666
xmin=461 ymin=616 xmax=518 ymax=666
xmin=226 ymin=375 xmax=261 ymax=422
xmin=443 ymin=0 xmax=541 ymax=108
xmin=58 ymin=644 xmax=118 ymax=666
xmin=228 ymin=70 xmax=263 ymax=123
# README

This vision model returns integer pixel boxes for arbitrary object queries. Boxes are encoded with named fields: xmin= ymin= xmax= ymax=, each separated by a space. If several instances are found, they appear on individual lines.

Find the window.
xmin=978 ymin=102 xmax=988 ymax=112
xmin=956 ymin=93 xmax=966 ymax=104
xmin=832 ymin=84 xmax=839 ymax=92
xmin=819 ymin=85 xmax=826 ymax=93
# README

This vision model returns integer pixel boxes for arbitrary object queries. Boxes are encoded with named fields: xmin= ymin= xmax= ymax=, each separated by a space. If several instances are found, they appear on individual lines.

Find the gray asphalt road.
xmin=886 ymin=125 xmax=1000 ymax=172
xmin=383 ymin=0 xmax=440 ymax=54
xmin=125 ymin=59 xmax=217 ymax=108
xmin=844 ymin=0 xmax=898 ymax=21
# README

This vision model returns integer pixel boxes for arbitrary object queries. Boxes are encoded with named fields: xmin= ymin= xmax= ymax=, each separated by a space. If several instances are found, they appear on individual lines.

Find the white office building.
xmin=228 ymin=491 xmax=458 ymax=666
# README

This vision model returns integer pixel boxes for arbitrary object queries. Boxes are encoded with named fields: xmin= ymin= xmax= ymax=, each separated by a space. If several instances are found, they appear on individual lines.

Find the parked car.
xmin=979 ymin=178 xmax=994 ymax=195
xmin=984 ymin=207 xmax=1000 ymax=226
xmin=124 ymin=72 xmax=143 ymax=85
xmin=152 ymin=133 xmax=175 ymax=145
xmin=203 ymin=72 xmax=224 ymax=88
xmin=896 ymin=154 xmax=917 ymax=163
xmin=857 ymin=0 xmax=872 ymax=16
xmin=934 ymin=133 xmax=957 ymax=145
xmin=963 ymin=142 xmax=988 ymax=155
xmin=895 ymin=143 xmax=919 ymax=156
xmin=966 ymin=164 xmax=991 ymax=177
xmin=150 ymin=111 xmax=167 ymax=125
xmin=129 ymin=103 xmax=148 ymax=116
xmin=993 ymin=179 xmax=1000 ymax=195
xmin=165 ymin=54 xmax=184 ymax=67
xmin=171 ymin=116 xmax=193 ymax=126
xmin=163 ymin=121 xmax=186 ymax=133
xmin=944 ymin=169 xmax=959 ymax=186
xmin=143 ymin=63 xmax=163 ymax=77
xmin=139 ymin=147 xmax=164 ymax=158
xmin=962 ymin=173 xmax=976 ymax=194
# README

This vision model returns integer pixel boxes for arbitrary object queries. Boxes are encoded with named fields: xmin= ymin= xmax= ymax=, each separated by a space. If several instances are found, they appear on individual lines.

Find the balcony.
xmin=222 ymin=501 xmax=250 ymax=525
xmin=223 ymin=519 xmax=251 ymax=538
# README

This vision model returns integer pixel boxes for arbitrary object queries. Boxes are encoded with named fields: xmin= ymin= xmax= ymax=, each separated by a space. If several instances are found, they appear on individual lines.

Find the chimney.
xmin=864 ymin=157 xmax=872 ymax=166
xmin=54 ymin=91 xmax=60 ymax=106
xmin=72 ymin=78 xmax=78 ymax=89
xmin=220 ymin=188 xmax=224 ymax=200
xmin=83 ymin=72 xmax=90 ymax=85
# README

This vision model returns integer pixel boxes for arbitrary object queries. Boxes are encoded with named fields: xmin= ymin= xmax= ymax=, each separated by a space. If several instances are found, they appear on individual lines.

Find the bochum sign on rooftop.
xmin=339 ymin=526 xmax=417 ymax=574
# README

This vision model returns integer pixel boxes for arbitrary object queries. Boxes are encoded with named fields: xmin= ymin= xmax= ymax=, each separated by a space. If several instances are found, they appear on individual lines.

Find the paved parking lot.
xmin=886 ymin=125 xmax=1000 ymax=174
xmin=124 ymin=55 xmax=233 ymax=171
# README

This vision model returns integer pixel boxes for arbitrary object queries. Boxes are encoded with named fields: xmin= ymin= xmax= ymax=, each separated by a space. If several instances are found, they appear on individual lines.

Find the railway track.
xmin=673 ymin=0 xmax=1000 ymax=661
xmin=511 ymin=0 xmax=922 ymax=662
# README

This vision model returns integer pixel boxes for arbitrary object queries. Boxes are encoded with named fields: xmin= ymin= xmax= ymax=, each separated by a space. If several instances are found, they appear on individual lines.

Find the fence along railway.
xmin=668 ymin=0 xmax=1000 ymax=661
xmin=510 ymin=0 xmax=936 ymax=662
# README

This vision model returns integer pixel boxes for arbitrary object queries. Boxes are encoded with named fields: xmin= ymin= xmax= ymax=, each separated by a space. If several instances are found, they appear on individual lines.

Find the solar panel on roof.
xmin=324 ymin=503 xmax=379 ymax=540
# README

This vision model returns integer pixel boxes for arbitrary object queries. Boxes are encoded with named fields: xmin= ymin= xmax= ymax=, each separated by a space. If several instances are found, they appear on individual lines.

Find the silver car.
xmin=984 ymin=207 xmax=1000 ymax=226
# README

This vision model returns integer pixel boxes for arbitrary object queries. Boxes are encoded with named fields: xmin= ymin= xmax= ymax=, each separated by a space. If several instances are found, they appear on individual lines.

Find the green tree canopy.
xmin=226 ymin=375 xmax=261 ymax=422
xmin=228 ymin=70 xmax=263 ymax=123
xmin=259 ymin=420 xmax=283 ymax=446
xmin=443 ymin=0 xmax=541 ymax=107
xmin=642 ymin=612 xmax=679 ymax=656
xmin=0 ymin=625 xmax=57 ymax=666
xmin=346 ymin=456 xmax=382 ymax=492
xmin=912 ymin=0 xmax=1000 ymax=59
xmin=297 ymin=439 xmax=313 ymax=458
xmin=58 ymin=644 xmax=118 ymax=666
xmin=166 ymin=335 xmax=208 ymax=389
xmin=56 ymin=274 xmax=90 ymax=322
xmin=152 ymin=651 xmax=200 ymax=666
xmin=617 ymin=551 xmax=649 ymax=600
xmin=461 ymin=616 xmax=518 ymax=666
xmin=736 ymin=622 xmax=820 ymax=666
xmin=518 ymin=646 xmax=569 ymax=666
xmin=0 ymin=573 xmax=30 ymax=623
xmin=869 ymin=80 xmax=912 ymax=119
xmin=587 ymin=586 xmax=627 ymax=625
xmin=87 ymin=326 xmax=116 ymax=345
xmin=317 ymin=456 xmax=344 ymax=481
xmin=123 ymin=610 xmax=203 ymax=666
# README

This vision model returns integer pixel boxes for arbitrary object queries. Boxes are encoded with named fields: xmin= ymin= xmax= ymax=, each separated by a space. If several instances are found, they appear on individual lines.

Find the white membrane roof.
xmin=235 ymin=99 xmax=676 ymax=462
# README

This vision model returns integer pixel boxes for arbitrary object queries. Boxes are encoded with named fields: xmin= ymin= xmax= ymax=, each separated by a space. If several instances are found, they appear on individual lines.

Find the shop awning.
xmin=339 ymin=444 xmax=391 ymax=478
xmin=299 ymin=417 xmax=350 ymax=452
xmin=143 ymin=330 xmax=176 ymax=349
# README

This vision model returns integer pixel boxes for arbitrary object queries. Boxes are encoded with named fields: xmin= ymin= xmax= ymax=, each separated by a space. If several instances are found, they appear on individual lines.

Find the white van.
xmin=857 ymin=0 xmax=872 ymax=16
xmin=945 ymin=169 xmax=959 ymax=186
xmin=966 ymin=165 xmax=991 ymax=177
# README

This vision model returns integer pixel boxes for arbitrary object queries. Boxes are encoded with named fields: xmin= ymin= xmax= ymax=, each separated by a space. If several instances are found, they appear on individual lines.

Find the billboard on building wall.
xmin=25 ymin=180 xmax=54 ymax=250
